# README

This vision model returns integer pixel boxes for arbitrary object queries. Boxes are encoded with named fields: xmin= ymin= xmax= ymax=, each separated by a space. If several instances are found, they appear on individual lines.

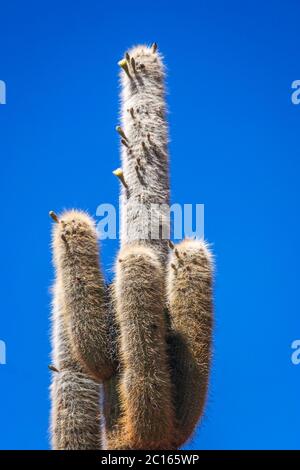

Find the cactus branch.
xmin=50 ymin=281 xmax=102 ymax=449
xmin=52 ymin=210 xmax=114 ymax=382
xmin=167 ymin=239 xmax=213 ymax=448
xmin=119 ymin=45 xmax=170 ymax=263
xmin=114 ymin=245 xmax=175 ymax=449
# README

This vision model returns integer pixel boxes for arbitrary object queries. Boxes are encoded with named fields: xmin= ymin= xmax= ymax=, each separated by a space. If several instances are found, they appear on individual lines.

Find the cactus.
xmin=49 ymin=44 xmax=213 ymax=450
xmin=50 ymin=280 xmax=102 ymax=449
xmin=167 ymin=239 xmax=213 ymax=447
xmin=114 ymin=245 xmax=174 ymax=449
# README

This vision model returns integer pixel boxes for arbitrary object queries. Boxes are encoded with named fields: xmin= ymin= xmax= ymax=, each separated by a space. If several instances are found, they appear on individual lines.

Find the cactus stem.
xmin=113 ymin=168 xmax=128 ymax=189
xmin=48 ymin=364 xmax=59 ymax=373
xmin=118 ymin=59 xmax=131 ymax=79
xmin=49 ymin=211 xmax=59 ymax=223
xmin=125 ymin=52 xmax=130 ymax=63
xmin=151 ymin=42 xmax=158 ymax=53
xmin=116 ymin=125 xmax=128 ymax=141
xmin=131 ymin=57 xmax=136 ymax=74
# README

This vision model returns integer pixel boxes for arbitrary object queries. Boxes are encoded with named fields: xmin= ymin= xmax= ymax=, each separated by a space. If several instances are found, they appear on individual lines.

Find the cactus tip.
xmin=131 ymin=57 xmax=136 ymax=73
xmin=121 ymin=138 xmax=129 ymax=148
xmin=49 ymin=211 xmax=59 ymax=223
xmin=116 ymin=125 xmax=128 ymax=141
xmin=113 ymin=168 xmax=123 ymax=177
xmin=113 ymin=168 xmax=128 ymax=189
xmin=168 ymin=240 xmax=175 ymax=250
xmin=118 ymin=58 xmax=131 ymax=78
xmin=151 ymin=42 xmax=158 ymax=53
xmin=118 ymin=58 xmax=127 ymax=68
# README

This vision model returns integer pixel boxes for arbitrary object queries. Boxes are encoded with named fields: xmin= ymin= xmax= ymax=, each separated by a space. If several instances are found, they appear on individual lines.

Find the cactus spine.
xmin=50 ymin=44 xmax=214 ymax=450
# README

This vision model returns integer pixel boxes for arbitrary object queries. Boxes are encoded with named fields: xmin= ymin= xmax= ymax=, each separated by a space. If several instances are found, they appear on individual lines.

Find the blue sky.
xmin=0 ymin=0 xmax=300 ymax=450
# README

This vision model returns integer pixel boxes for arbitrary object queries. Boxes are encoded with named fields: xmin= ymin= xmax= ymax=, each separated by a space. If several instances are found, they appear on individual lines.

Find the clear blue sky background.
xmin=0 ymin=0 xmax=299 ymax=450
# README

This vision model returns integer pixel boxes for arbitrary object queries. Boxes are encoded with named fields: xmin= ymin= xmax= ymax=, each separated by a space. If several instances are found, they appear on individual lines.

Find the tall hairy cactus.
xmin=49 ymin=43 xmax=214 ymax=450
